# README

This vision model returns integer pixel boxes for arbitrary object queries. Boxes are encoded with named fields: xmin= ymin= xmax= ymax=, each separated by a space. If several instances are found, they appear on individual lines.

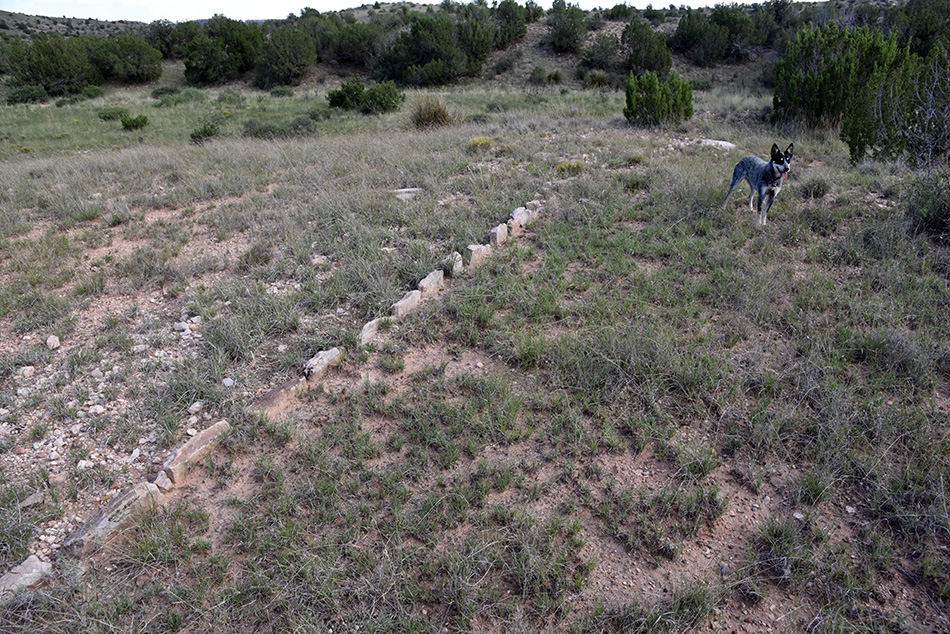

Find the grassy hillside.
xmin=1 ymin=8 xmax=949 ymax=634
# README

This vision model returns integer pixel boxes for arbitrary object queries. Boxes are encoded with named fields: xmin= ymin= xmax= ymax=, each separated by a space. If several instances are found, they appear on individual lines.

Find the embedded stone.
xmin=46 ymin=335 xmax=60 ymax=350
xmin=153 ymin=470 xmax=174 ymax=493
xmin=512 ymin=206 xmax=532 ymax=227
xmin=489 ymin=223 xmax=508 ymax=246
xmin=0 ymin=555 xmax=52 ymax=601
xmin=249 ymin=377 xmax=307 ymax=421
xmin=392 ymin=187 xmax=422 ymax=201
xmin=62 ymin=482 xmax=163 ymax=557
xmin=360 ymin=318 xmax=383 ymax=345
xmin=417 ymin=270 xmax=444 ymax=299
xmin=303 ymin=347 xmax=342 ymax=381
xmin=444 ymin=251 xmax=464 ymax=277
xmin=162 ymin=420 xmax=231 ymax=485
xmin=392 ymin=290 xmax=422 ymax=318
xmin=466 ymin=244 xmax=492 ymax=268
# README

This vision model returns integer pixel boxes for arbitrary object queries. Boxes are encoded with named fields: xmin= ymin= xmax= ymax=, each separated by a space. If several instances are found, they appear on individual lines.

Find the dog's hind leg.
xmin=723 ymin=173 xmax=747 ymax=210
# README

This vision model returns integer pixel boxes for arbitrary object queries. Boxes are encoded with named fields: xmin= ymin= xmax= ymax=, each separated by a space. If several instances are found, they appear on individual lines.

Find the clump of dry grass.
xmin=411 ymin=95 xmax=455 ymax=128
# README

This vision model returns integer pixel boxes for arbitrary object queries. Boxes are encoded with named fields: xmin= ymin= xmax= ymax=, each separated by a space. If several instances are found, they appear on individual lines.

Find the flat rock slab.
xmin=418 ymin=270 xmax=444 ymax=299
xmin=0 ymin=555 xmax=52 ymax=602
xmin=249 ymin=376 xmax=307 ymax=420
xmin=700 ymin=139 xmax=736 ymax=150
xmin=391 ymin=187 xmax=422 ymax=201
xmin=392 ymin=290 xmax=422 ymax=317
xmin=162 ymin=420 xmax=231 ymax=485
xmin=62 ymin=482 xmax=163 ymax=557
xmin=303 ymin=347 xmax=342 ymax=380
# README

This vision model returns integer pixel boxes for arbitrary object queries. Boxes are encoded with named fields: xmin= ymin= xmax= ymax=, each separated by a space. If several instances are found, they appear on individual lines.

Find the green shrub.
xmin=154 ymin=87 xmax=206 ymax=107
xmin=411 ymin=95 xmax=453 ymax=128
xmin=624 ymin=70 xmax=693 ymax=125
xmin=151 ymin=85 xmax=180 ymax=98
xmin=190 ymin=121 xmax=220 ymax=144
xmin=327 ymin=77 xmax=404 ymax=114
xmin=270 ymin=86 xmax=294 ymax=97
xmin=529 ymin=65 xmax=548 ymax=85
xmin=82 ymin=84 xmax=105 ymax=99
xmin=905 ymin=170 xmax=950 ymax=237
xmin=56 ymin=94 xmax=85 ymax=107
xmin=7 ymin=85 xmax=49 ymax=105
xmin=360 ymin=81 xmax=404 ymax=114
xmin=120 ymin=114 xmax=149 ymax=130
xmin=216 ymin=89 xmax=245 ymax=106
xmin=98 ymin=105 xmax=129 ymax=121
xmin=243 ymin=116 xmax=317 ymax=139
xmin=327 ymin=76 xmax=365 ymax=110
xmin=492 ymin=52 xmax=518 ymax=75
xmin=582 ymin=33 xmax=620 ymax=71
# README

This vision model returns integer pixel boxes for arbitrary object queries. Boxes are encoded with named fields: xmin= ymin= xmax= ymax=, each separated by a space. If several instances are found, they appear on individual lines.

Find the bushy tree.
xmin=582 ymin=33 xmax=620 ymax=71
xmin=548 ymin=0 xmax=586 ymax=54
xmin=621 ymin=19 xmax=671 ymax=74
xmin=376 ymin=15 xmax=466 ymax=85
xmin=670 ymin=9 xmax=729 ymax=67
xmin=847 ymin=43 xmax=949 ymax=166
xmin=254 ymin=29 xmax=316 ymax=88
xmin=889 ymin=0 xmax=950 ymax=57
xmin=82 ymin=35 xmax=162 ymax=83
xmin=773 ymin=24 xmax=908 ymax=128
xmin=184 ymin=34 xmax=233 ymax=84
xmin=456 ymin=3 xmax=494 ymax=75
xmin=335 ymin=22 xmax=386 ymax=66
xmin=13 ymin=34 xmax=97 ymax=96
xmin=494 ymin=0 xmax=527 ymax=49
xmin=140 ymin=20 xmax=176 ymax=58
xmin=205 ymin=14 xmax=263 ymax=74
xmin=624 ymin=70 xmax=692 ymax=125
xmin=605 ymin=4 xmax=635 ymax=21
xmin=169 ymin=21 xmax=204 ymax=59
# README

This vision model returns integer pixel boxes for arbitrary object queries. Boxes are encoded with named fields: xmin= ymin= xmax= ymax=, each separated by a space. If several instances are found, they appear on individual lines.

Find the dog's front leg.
xmin=760 ymin=193 xmax=775 ymax=226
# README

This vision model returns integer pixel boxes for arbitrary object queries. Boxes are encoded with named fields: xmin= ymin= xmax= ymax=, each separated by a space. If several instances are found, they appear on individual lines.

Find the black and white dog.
xmin=723 ymin=143 xmax=794 ymax=226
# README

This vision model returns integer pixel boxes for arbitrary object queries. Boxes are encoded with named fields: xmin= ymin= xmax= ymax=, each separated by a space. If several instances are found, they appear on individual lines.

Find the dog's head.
xmin=771 ymin=143 xmax=794 ymax=179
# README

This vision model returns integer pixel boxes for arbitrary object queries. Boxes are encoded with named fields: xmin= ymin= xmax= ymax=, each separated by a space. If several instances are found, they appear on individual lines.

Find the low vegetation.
xmin=0 ymin=1 xmax=948 ymax=633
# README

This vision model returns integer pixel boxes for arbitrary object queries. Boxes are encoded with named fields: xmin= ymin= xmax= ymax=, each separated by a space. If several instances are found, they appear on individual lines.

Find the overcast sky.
xmin=1 ymin=0 xmax=731 ymax=24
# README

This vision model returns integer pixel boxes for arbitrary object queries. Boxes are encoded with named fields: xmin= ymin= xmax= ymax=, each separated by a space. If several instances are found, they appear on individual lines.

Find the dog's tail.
xmin=723 ymin=168 xmax=741 ymax=210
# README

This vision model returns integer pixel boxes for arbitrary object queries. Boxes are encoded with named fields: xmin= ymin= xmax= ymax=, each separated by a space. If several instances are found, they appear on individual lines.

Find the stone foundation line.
xmin=0 ymin=199 xmax=542 ymax=602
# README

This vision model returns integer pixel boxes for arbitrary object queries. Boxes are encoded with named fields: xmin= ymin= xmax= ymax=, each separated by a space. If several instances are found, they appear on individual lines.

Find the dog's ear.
xmin=770 ymin=143 xmax=781 ymax=159
xmin=785 ymin=143 xmax=794 ymax=158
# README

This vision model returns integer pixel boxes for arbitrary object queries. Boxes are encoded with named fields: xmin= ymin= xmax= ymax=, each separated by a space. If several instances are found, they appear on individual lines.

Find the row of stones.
xmin=0 ymin=199 xmax=542 ymax=602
